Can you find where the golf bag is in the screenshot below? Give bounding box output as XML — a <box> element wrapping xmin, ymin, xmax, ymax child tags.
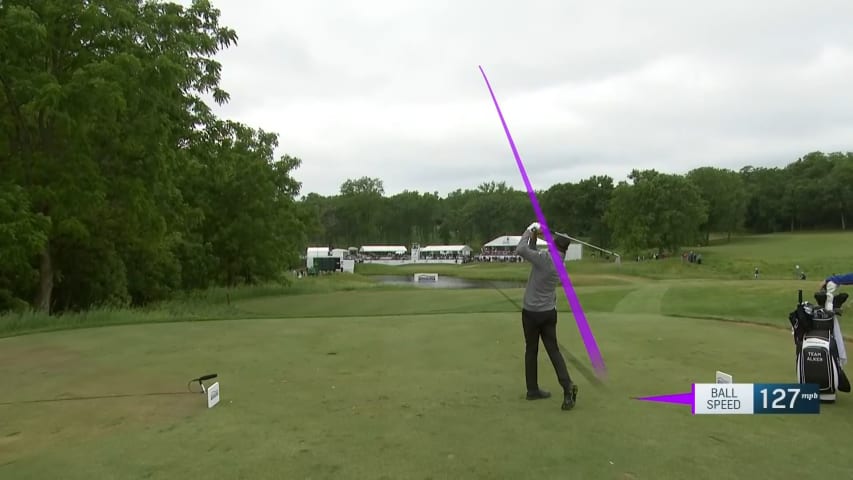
<box><xmin>788</xmin><ymin>290</ymin><xmax>850</xmax><ymax>402</ymax></box>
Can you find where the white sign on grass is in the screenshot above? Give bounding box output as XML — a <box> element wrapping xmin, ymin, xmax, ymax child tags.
<box><xmin>716</xmin><ymin>371</ymin><xmax>733</xmax><ymax>384</ymax></box>
<box><xmin>414</xmin><ymin>273</ymin><xmax>438</xmax><ymax>283</ymax></box>
<box><xmin>207</xmin><ymin>381</ymin><xmax>220</xmax><ymax>408</ymax></box>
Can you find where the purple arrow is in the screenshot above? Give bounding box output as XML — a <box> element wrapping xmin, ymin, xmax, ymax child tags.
<box><xmin>633</xmin><ymin>384</ymin><xmax>695</xmax><ymax>415</ymax></box>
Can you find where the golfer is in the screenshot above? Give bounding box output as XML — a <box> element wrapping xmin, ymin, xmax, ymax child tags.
<box><xmin>515</xmin><ymin>222</ymin><xmax>578</xmax><ymax>410</ymax></box>
<box><xmin>819</xmin><ymin>272</ymin><xmax>853</xmax><ymax>311</ymax></box>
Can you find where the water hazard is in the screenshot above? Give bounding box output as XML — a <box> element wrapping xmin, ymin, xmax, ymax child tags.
<box><xmin>370</xmin><ymin>275</ymin><xmax>525</xmax><ymax>290</ymax></box>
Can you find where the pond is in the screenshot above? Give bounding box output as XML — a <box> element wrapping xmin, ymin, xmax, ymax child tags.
<box><xmin>370</xmin><ymin>275</ymin><xmax>525</xmax><ymax>290</ymax></box>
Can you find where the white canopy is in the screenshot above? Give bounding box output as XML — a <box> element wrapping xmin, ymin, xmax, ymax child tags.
<box><xmin>419</xmin><ymin>245</ymin><xmax>472</xmax><ymax>254</ymax></box>
<box><xmin>359</xmin><ymin>245</ymin><xmax>407</xmax><ymax>254</ymax></box>
<box><xmin>483</xmin><ymin>235</ymin><xmax>547</xmax><ymax>248</ymax></box>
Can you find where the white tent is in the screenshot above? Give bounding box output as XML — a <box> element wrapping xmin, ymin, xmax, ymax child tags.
<box><xmin>359</xmin><ymin>245</ymin><xmax>407</xmax><ymax>254</ymax></box>
<box><xmin>483</xmin><ymin>235</ymin><xmax>547</xmax><ymax>248</ymax></box>
<box><xmin>420</xmin><ymin>245</ymin><xmax>472</xmax><ymax>255</ymax></box>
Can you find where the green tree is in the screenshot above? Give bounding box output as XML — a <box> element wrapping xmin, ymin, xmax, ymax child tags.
<box><xmin>381</xmin><ymin>190</ymin><xmax>444</xmax><ymax>246</ymax></box>
<box><xmin>181</xmin><ymin>120</ymin><xmax>304</xmax><ymax>286</ymax></box>
<box><xmin>337</xmin><ymin>177</ymin><xmax>386</xmax><ymax>246</ymax></box>
<box><xmin>442</xmin><ymin>188</ymin><xmax>479</xmax><ymax>245</ymax></box>
<box><xmin>0</xmin><ymin>0</ymin><xmax>240</xmax><ymax>311</ymax></box>
<box><xmin>0</xmin><ymin>184</ymin><xmax>51</xmax><ymax>311</ymax></box>
<box><xmin>605</xmin><ymin>170</ymin><xmax>708</xmax><ymax>255</ymax></box>
<box><xmin>571</xmin><ymin>176</ymin><xmax>614</xmax><ymax>247</ymax></box>
<box><xmin>782</xmin><ymin>152</ymin><xmax>836</xmax><ymax>230</ymax></box>
<box><xmin>829</xmin><ymin>153</ymin><xmax>853</xmax><ymax>230</ymax></box>
<box><xmin>541</xmin><ymin>182</ymin><xmax>577</xmax><ymax>234</ymax></box>
<box><xmin>686</xmin><ymin>167</ymin><xmax>748</xmax><ymax>243</ymax></box>
<box><xmin>0</xmin><ymin>0</ymin><xmax>308</xmax><ymax>313</ymax></box>
<box><xmin>740</xmin><ymin>166</ymin><xmax>787</xmax><ymax>233</ymax></box>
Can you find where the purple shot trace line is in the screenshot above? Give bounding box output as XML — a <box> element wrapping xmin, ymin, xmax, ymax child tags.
<box><xmin>633</xmin><ymin>387</ymin><xmax>695</xmax><ymax>415</ymax></box>
<box><xmin>478</xmin><ymin>65</ymin><xmax>606</xmax><ymax>378</ymax></box>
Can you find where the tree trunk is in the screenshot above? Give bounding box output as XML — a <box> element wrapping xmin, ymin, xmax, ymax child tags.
<box><xmin>842</xmin><ymin>212</ymin><xmax>847</xmax><ymax>231</ymax></box>
<box><xmin>727</xmin><ymin>230</ymin><xmax>732</xmax><ymax>242</ymax></box>
<box><xmin>34</xmin><ymin>244</ymin><xmax>54</xmax><ymax>314</ymax></box>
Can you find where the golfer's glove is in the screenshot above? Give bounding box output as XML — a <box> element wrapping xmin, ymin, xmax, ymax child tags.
<box><xmin>527</xmin><ymin>222</ymin><xmax>541</xmax><ymax>232</ymax></box>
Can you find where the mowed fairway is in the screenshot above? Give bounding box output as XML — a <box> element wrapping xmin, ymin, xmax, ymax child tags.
<box><xmin>3</xmin><ymin>234</ymin><xmax>853</xmax><ymax>479</ymax></box>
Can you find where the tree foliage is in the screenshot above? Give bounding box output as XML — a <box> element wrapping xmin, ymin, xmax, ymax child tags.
<box><xmin>0</xmin><ymin>0</ymin><xmax>305</xmax><ymax>313</ymax></box>
<box><xmin>604</xmin><ymin>170</ymin><xmax>708</xmax><ymax>255</ymax></box>
<box><xmin>686</xmin><ymin>167</ymin><xmax>748</xmax><ymax>242</ymax></box>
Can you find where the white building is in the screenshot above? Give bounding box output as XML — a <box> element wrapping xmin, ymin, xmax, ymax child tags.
<box><xmin>358</xmin><ymin>245</ymin><xmax>409</xmax><ymax>265</ymax></box>
<box><xmin>359</xmin><ymin>245</ymin><xmax>407</xmax><ymax>256</ymax></box>
<box><xmin>419</xmin><ymin>245</ymin><xmax>472</xmax><ymax>256</ymax></box>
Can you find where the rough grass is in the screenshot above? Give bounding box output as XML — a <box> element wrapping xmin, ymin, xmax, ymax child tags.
<box><xmin>0</xmin><ymin>275</ymin><xmax>405</xmax><ymax>338</ymax></box>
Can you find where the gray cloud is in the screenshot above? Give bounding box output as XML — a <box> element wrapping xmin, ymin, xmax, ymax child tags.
<box><xmin>185</xmin><ymin>0</ymin><xmax>853</xmax><ymax>197</ymax></box>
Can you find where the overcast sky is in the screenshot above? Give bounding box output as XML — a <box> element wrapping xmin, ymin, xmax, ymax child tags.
<box><xmin>191</xmin><ymin>0</ymin><xmax>853</xmax><ymax>198</ymax></box>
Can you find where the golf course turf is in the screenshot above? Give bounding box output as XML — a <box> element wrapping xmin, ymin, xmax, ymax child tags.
<box><xmin>2</xmin><ymin>232</ymin><xmax>853</xmax><ymax>479</ymax></box>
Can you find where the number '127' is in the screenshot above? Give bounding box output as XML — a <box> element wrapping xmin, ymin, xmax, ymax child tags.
<box><xmin>760</xmin><ymin>388</ymin><xmax>800</xmax><ymax>409</ymax></box>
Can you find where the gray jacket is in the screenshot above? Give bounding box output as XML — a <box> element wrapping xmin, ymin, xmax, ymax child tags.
<box><xmin>515</xmin><ymin>230</ymin><xmax>559</xmax><ymax>312</ymax></box>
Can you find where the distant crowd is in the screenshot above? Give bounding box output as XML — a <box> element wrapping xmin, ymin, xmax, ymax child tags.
<box><xmin>419</xmin><ymin>252</ymin><xmax>473</xmax><ymax>263</ymax></box>
<box><xmin>629</xmin><ymin>250</ymin><xmax>702</xmax><ymax>264</ymax></box>
<box><xmin>683</xmin><ymin>251</ymin><xmax>703</xmax><ymax>264</ymax></box>
<box><xmin>475</xmin><ymin>247</ymin><xmax>523</xmax><ymax>262</ymax></box>
<box><xmin>474</xmin><ymin>254</ymin><xmax>524</xmax><ymax>263</ymax></box>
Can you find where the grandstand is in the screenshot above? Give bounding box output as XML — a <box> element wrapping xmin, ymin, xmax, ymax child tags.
<box><xmin>477</xmin><ymin>234</ymin><xmax>620</xmax><ymax>265</ymax></box>
<box><xmin>416</xmin><ymin>245</ymin><xmax>472</xmax><ymax>264</ymax></box>
<box><xmin>358</xmin><ymin>245</ymin><xmax>408</xmax><ymax>263</ymax></box>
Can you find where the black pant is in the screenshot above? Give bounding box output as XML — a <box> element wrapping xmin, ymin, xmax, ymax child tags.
<box><xmin>522</xmin><ymin>308</ymin><xmax>572</xmax><ymax>393</ymax></box>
